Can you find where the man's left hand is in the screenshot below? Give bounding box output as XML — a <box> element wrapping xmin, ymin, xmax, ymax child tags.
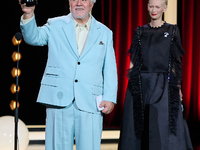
<box><xmin>99</xmin><ymin>101</ymin><xmax>115</xmax><ymax>114</ymax></box>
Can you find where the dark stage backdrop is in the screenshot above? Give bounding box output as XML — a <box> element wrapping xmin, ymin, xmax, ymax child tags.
<box><xmin>181</xmin><ymin>0</ymin><xmax>200</xmax><ymax>148</ymax></box>
<box><xmin>182</xmin><ymin>0</ymin><xmax>200</xmax><ymax>121</ymax></box>
<box><xmin>1</xmin><ymin>0</ymin><xmax>199</xmax><ymax>140</ymax></box>
<box><xmin>98</xmin><ymin>0</ymin><xmax>148</xmax><ymax>128</ymax></box>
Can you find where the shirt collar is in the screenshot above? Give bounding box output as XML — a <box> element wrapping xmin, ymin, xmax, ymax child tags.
<box><xmin>73</xmin><ymin>15</ymin><xmax>92</xmax><ymax>31</ymax></box>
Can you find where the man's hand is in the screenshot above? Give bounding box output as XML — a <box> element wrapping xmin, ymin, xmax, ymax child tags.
<box><xmin>19</xmin><ymin>0</ymin><xmax>35</xmax><ymax>19</ymax></box>
<box><xmin>99</xmin><ymin>101</ymin><xmax>115</xmax><ymax>114</ymax></box>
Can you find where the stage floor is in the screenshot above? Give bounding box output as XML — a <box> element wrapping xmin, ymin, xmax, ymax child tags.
<box><xmin>25</xmin><ymin>125</ymin><xmax>200</xmax><ymax>150</ymax></box>
<box><xmin>26</xmin><ymin>125</ymin><xmax>119</xmax><ymax>150</ymax></box>
<box><xmin>27</xmin><ymin>144</ymin><xmax>118</xmax><ymax>150</ymax></box>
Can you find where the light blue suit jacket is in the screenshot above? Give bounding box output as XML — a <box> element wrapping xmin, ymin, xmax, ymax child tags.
<box><xmin>20</xmin><ymin>13</ymin><xmax>118</xmax><ymax>113</ymax></box>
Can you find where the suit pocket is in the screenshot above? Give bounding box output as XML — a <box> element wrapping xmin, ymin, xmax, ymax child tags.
<box><xmin>41</xmin><ymin>77</ymin><xmax>58</xmax><ymax>87</ymax></box>
<box><xmin>41</xmin><ymin>66</ymin><xmax>60</xmax><ymax>87</ymax></box>
<box><xmin>92</xmin><ymin>85</ymin><xmax>103</xmax><ymax>96</ymax></box>
<box><xmin>98</xmin><ymin>45</ymin><xmax>106</xmax><ymax>60</ymax></box>
<box><xmin>45</xmin><ymin>66</ymin><xmax>60</xmax><ymax>77</ymax></box>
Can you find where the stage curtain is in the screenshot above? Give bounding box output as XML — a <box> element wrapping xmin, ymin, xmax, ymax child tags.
<box><xmin>182</xmin><ymin>0</ymin><xmax>200</xmax><ymax>121</ymax></box>
<box><xmin>100</xmin><ymin>0</ymin><xmax>148</xmax><ymax>128</ymax></box>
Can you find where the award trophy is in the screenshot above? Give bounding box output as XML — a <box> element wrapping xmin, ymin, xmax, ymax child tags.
<box><xmin>21</xmin><ymin>0</ymin><xmax>38</xmax><ymax>6</ymax></box>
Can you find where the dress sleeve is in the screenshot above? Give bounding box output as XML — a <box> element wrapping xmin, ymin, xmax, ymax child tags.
<box><xmin>127</xmin><ymin>27</ymin><xmax>144</xmax><ymax>137</ymax></box>
<box><xmin>173</xmin><ymin>25</ymin><xmax>185</xmax><ymax>58</ymax></box>
<box><xmin>171</xmin><ymin>25</ymin><xmax>185</xmax><ymax>86</ymax></box>
<box><xmin>128</xmin><ymin>27</ymin><xmax>140</xmax><ymax>65</ymax></box>
<box><xmin>127</xmin><ymin>27</ymin><xmax>141</xmax><ymax>78</ymax></box>
<box><xmin>168</xmin><ymin>25</ymin><xmax>185</xmax><ymax>135</ymax></box>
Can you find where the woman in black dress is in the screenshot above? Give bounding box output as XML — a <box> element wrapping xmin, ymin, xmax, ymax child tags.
<box><xmin>118</xmin><ymin>0</ymin><xmax>193</xmax><ymax>149</ymax></box>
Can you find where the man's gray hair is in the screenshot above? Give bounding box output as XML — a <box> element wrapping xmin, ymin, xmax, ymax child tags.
<box><xmin>69</xmin><ymin>0</ymin><xmax>96</xmax><ymax>3</ymax></box>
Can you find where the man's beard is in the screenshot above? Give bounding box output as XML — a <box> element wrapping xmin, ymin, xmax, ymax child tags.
<box><xmin>70</xmin><ymin>10</ymin><xmax>89</xmax><ymax>21</ymax></box>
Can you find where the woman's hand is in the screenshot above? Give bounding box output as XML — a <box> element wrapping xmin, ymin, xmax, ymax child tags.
<box><xmin>179</xmin><ymin>88</ymin><xmax>183</xmax><ymax>101</ymax></box>
<box><xmin>130</xmin><ymin>62</ymin><xmax>134</xmax><ymax>68</ymax></box>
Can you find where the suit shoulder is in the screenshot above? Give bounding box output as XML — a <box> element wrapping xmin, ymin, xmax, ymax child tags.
<box><xmin>95</xmin><ymin>20</ymin><xmax>112</xmax><ymax>33</ymax></box>
<box><xmin>47</xmin><ymin>14</ymin><xmax>71</xmax><ymax>25</ymax></box>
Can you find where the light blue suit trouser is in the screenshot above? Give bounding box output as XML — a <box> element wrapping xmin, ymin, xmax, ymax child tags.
<box><xmin>45</xmin><ymin>101</ymin><xmax>103</xmax><ymax>150</ymax></box>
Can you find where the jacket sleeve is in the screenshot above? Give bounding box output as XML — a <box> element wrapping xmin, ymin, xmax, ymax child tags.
<box><xmin>102</xmin><ymin>30</ymin><xmax>118</xmax><ymax>104</ymax></box>
<box><xmin>20</xmin><ymin>15</ymin><xmax>50</xmax><ymax>46</ymax></box>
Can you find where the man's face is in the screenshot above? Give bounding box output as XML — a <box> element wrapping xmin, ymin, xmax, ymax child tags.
<box><xmin>69</xmin><ymin>0</ymin><xmax>94</xmax><ymax>22</ymax></box>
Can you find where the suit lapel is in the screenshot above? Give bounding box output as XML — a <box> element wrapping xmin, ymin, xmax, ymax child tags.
<box><xmin>80</xmin><ymin>17</ymin><xmax>101</xmax><ymax>59</ymax></box>
<box><xmin>62</xmin><ymin>16</ymin><xmax>79</xmax><ymax>58</ymax></box>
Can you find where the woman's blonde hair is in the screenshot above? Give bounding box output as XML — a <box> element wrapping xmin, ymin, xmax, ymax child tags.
<box><xmin>148</xmin><ymin>0</ymin><xmax>168</xmax><ymax>7</ymax></box>
<box><xmin>163</xmin><ymin>0</ymin><xmax>168</xmax><ymax>7</ymax></box>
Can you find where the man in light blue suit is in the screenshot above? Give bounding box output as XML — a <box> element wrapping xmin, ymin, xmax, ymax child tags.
<box><xmin>19</xmin><ymin>0</ymin><xmax>118</xmax><ymax>149</ymax></box>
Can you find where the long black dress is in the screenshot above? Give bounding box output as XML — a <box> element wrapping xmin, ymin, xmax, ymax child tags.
<box><xmin>118</xmin><ymin>23</ymin><xmax>193</xmax><ymax>150</ymax></box>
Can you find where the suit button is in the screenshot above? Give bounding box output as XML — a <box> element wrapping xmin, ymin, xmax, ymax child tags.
<box><xmin>78</xmin><ymin>62</ymin><xmax>80</xmax><ymax>65</ymax></box>
<box><xmin>75</xmin><ymin>79</ymin><xmax>78</xmax><ymax>83</ymax></box>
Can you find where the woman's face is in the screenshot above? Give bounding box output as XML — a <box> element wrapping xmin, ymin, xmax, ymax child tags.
<box><xmin>148</xmin><ymin>0</ymin><xmax>167</xmax><ymax>21</ymax></box>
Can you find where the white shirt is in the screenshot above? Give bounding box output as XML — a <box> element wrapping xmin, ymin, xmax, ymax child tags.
<box><xmin>73</xmin><ymin>16</ymin><xmax>92</xmax><ymax>56</ymax></box>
